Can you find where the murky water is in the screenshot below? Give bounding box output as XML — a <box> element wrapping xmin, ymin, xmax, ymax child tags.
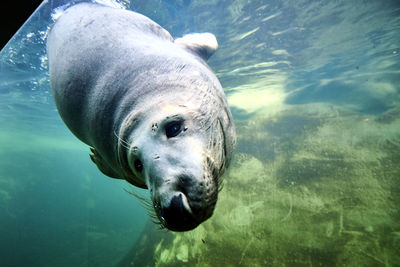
<box><xmin>1</xmin><ymin>0</ymin><xmax>399</xmax><ymax>266</ymax></box>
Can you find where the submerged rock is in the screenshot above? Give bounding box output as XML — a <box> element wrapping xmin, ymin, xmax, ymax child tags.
<box><xmin>119</xmin><ymin>104</ymin><xmax>400</xmax><ymax>266</ymax></box>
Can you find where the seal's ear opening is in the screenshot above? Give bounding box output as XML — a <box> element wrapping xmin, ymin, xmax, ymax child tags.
<box><xmin>175</xmin><ymin>33</ymin><xmax>218</xmax><ymax>61</ymax></box>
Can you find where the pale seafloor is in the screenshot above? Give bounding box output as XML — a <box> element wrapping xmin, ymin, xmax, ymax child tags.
<box><xmin>0</xmin><ymin>0</ymin><xmax>399</xmax><ymax>266</ymax></box>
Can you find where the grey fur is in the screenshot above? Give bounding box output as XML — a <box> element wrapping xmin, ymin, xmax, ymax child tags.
<box><xmin>47</xmin><ymin>3</ymin><xmax>235</xmax><ymax>231</ymax></box>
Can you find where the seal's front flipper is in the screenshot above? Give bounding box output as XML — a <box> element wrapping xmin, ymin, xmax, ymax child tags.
<box><xmin>175</xmin><ymin>33</ymin><xmax>218</xmax><ymax>61</ymax></box>
<box><xmin>89</xmin><ymin>147</ymin><xmax>121</xmax><ymax>179</ymax></box>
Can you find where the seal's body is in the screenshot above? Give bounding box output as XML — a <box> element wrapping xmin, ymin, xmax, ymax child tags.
<box><xmin>47</xmin><ymin>3</ymin><xmax>235</xmax><ymax>231</ymax></box>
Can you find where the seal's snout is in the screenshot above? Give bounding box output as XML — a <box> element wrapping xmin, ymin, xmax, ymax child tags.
<box><xmin>152</xmin><ymin>171</ymin><xmax>218</xmax><ymax>231</ymax></box>
<box><xmin>160</xmin><ymin>193</ymin><xmax>198</xmax><ymax>231</ymax></box>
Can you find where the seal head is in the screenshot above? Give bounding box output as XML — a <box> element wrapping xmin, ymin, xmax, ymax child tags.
<box><xmin>118</xmin><ymin>71</ymin><xmax>232</xmax><ymax>231</ymax></box>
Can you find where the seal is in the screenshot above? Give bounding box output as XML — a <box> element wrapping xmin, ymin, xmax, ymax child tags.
<box><xmin>47</xmin><ymin>3</ymin><xmax>236</xmax><ymax>231</ymax></box>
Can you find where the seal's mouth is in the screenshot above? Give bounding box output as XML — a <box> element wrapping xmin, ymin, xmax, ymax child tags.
<box><xmin>158</xmin><ymin>192</ymin><xmax>200</xmax><ymax>231</ymax></box>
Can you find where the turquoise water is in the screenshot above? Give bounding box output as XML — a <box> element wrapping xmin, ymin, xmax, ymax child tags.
<box><xmin>1</xmin><ymin>0</ymin><xmax>399</xmax><ymax>266</ymax></box>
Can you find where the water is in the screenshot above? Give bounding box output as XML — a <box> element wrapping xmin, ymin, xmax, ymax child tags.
<box><xmin>0</xmin><ymin>0</ymin><xmax>399</xmax><ymax>266</ymax></box>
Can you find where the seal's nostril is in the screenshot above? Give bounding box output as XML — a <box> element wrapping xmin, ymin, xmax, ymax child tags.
<box><xmin>170</xmin><ymin>194</ymin><xmax>184</xmax><ymax>212</ymax></box>
<box><xmin>160</xmin><ymin>193</ymin><xmax>198</xmax><ymax>231</ymax></box>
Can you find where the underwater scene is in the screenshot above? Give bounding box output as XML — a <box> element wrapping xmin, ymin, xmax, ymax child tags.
<box><xmin>1</xmin><ymin>0</ymin><xmax>399</xmax><ymax>266</ymax></box>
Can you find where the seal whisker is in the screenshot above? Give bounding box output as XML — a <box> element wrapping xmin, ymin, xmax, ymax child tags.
<box><xmin>148</xmin><ymin>212</ymin><xmax>166</xmax><ymax>230</ymax></box>
<box><xmin>123</xmin><ymin>188</ymin><xmax>153</xmax><ymax>210</ymax></box>
<box><xmin>123</xmin><ymin>188</ymin><xmax>163</xmax><ymax>224</ymax></box>
<box><xmin>152</xmin><ymin>220</ymin><xmax>166</xmax><ymax>230</ymax></box>
<box><xmin>114</xmin><ymin>130</ymin><xmax>131</xmax><ymax>150</ymax></box>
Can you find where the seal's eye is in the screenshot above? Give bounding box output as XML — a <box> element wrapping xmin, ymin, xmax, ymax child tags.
<box><xmin>134</xmin><ymin>159</ymin><xmax>143</xmax><ymax>173</ymax></box>
<box><xmin>165</xmin><ymin>121</ymin><xmax>183</xmax><ymax>138</ymax></box>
